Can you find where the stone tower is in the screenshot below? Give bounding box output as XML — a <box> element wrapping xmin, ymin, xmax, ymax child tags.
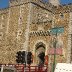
<box><xmin>49</xmin><ymin>0</ymin><xmax>60</xmax><ymax>6</ymax></box>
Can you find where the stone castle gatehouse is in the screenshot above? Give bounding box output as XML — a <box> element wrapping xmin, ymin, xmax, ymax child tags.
<box><xmin>0</xmin><ymin>0</ymin><xmax>72</xmax><ymax>65</ymax></box>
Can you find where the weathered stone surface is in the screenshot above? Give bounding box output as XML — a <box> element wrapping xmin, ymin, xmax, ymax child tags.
<box><xmin>0</xmin><ymin>0</ymin><xmax>72</xmax><ymax>65</ymax></box>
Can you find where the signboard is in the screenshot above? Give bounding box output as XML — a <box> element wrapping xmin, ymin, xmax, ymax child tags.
<box><xmin>54</xmin><ymin>63</ymin><xmax>72</xmax><ymax>72</ymax></box>
<box><xmin>51</xmin><ymin>27</ymin><xmax>64</xmax><ymax>35</ymax></box>
<box><xmin>48</xmin><ymin>48</ymin><xmax>62</xmax><ymax>55</ymax></box>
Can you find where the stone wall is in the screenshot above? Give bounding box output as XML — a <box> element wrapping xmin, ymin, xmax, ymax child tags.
<box><xmin>29</xmin><ymin>34</ymin><xmax>51</xmax><ymax>65</ymax></box>
<box><xmin>0</xmin><ymin>2</ymin><xmax>30</xmax><ymax>64</ymax></box>
<box><xmin>0</xmin><ymin>9</ymin><xmax>9</xmax><ymax>64</ymax></box>
<box><xmin>30</xmin><ymin>4</ymin><xmax>53</xmax><ymax>31</ymax></box>
<box><xmin>29</xmin><ymin>2</ymin><xmax>54</xmax><ymax>65</ymax></box>
<box><xmin>54</xmin><ymin>10</ymin><xmax>70</xmax><ymax>62</ymax></box>
<box><xmin>0</xmin><ymin>0</ymin><xmax>72</xmax><ymax>64</ymax></box>
<box><xmin>67</xmin><ymin>12</ymin><xmax>72</xmax><ymax>63</ymax></box>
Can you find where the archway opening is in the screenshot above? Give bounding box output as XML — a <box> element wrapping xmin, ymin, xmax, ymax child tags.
<box><xmin>35</xmin><ymin>42</ymin><xmax>46</xmax><ymax>66</ymax></box>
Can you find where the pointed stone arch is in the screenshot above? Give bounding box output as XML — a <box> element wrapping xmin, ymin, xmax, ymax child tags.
<box><xmin>35</xmin><ymin>42</ymin><xmax>46</xmax><ymax>65</ymax></box>
<box><xmin>35</xmin><ymin>42</ymin><xmax>46</xmax><ymax>50</ymax></box>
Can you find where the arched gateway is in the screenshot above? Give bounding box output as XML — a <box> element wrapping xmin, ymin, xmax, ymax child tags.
<box><xmin>35</xmin><ymin>42</ymin><xmax>46</xmax><ymax>66</ymax></box>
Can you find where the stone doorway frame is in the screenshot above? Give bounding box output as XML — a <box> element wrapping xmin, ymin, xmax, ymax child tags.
<box><xmin>35</xmin><ymin>42</ymin><xmax>46</xmax><ymax>65</ymax></box>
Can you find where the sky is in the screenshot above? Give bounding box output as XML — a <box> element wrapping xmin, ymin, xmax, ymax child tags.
<box><xmin>0</xmin><ymin>0</ymin><xmax>9</xmax><ymax>9</ymax></box>
<box><xmin>61</xmin><ymin>0</ymin><xmax>72</xmax><ymax>4</ymax></box>
<box><xmin>0</xmin><ymin>0</ymin><xmax>72</xmax><ymax>9</ymax></box>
